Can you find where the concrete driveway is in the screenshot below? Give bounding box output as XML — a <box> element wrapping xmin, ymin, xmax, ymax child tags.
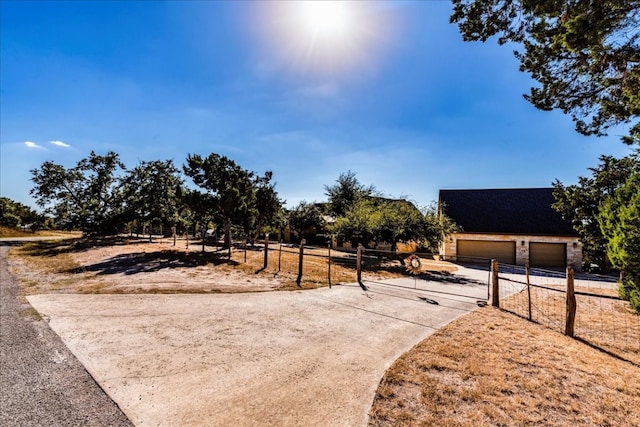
<box><xmin>27</xmin><ymin>267</ymin><xmax>489</xmax><ymax>427</ymax></box>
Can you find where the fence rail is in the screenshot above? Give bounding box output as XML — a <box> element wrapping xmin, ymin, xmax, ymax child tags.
<box><xmin>491</xmin><ymin>260</ymin><xmax>640</xmax><ymax>365</ymax></box>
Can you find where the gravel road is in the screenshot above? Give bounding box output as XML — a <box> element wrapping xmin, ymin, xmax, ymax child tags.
<box><xmin>0</xmin><ymin>242</ymin><xmax>132</xmax><ymax>427</ymax></box>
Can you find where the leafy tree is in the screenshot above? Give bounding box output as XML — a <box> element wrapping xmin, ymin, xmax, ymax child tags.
<box><xmin>424</xmin><ymin>202</ymin><xmax>460</xmax><ymax>252</ymax></box>
<box><xmin>30</xmin><ymin>151</ymin><xmax>126</xmax><ymax>234</ymax></box>
<box><xmin>451</xmin><ymin>0</ymin><xmax>640</xmax><ymax>144</ymax></box>
<box><xmin>121</xmin><ymin>159</ymin><xmax>184</xmax><ymax>240</ymax></box>
<box><xmin>287</xmin><ymin>201</ymin><xmax>325</xmax><ymax>241</ymax></box>
<box><xmin>253</xmin><ymin>171</ymin><xmax>284</xmax><ymax>239</ymax></box>
<box><xmin>0</xmin><ymin>197</ymin><xmax>43</xmax><ymax>229</ymax></box>
<box><xmin>184</xmin><ymin>153</ymin><xmax>280</xmax><ymax>248</ymax></box>
<box><xmin>324</xmin><ymin>170</ymin><xmax>375</xmax><ymax>217</ymax></box>
<box><xmin>552</xmin><ymin>154</ymin><xmax>639</xmax><ymax>268</ymax></box>
<box><xmin>598</xmin><ymin>171</ymin><xmax>640</xmax><ymax>312</ymax></box>
<box><xmin>330</xmin><ymin>197</ymin><xmax>425</xmax><ymax>251</ymax></box>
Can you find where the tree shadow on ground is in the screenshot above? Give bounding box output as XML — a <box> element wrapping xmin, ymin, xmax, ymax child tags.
<box><xmin>18</xmin><ymin>236</ymin><xmax>164</xmax><ymax>258</ymax></box>
<box><xmin>65</xmin><ymin>250</ymin><xmax>239</xmax><ymax>276</ymax></box>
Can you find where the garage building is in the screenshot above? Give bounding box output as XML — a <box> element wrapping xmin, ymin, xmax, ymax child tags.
<box><xmin>438</xmin><ymin>188</ymin><xmax>582</xmax><ymax>269</ymax></box>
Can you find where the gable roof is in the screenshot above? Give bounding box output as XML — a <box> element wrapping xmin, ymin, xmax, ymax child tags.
<box><xmin>438</xmin><ymin>188</ymin><xmax>576</xmax><ymax>236</ymax></box>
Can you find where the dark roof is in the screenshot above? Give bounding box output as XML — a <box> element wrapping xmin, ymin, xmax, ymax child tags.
<box><xmin>438</xmin><ymin>188</ymin><xmax>576</xmax><ymax>236</ymax></box>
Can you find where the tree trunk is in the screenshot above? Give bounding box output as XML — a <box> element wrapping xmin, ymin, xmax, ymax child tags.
<box><xmin>224</xmin><ymin>218</ymin><xmax>232</xmax><ymax>249</ymax></box>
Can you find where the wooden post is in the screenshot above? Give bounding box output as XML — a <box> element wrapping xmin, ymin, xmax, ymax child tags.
<box><xmin>327</xmin><ymin>243</ymin><xmax>331</xmax><ymax>288</ymax></box>
<box><xmin>296</xmin><ymin>239</ymin><xmax>305</xmax><ymax>287</ymax></box>
<box><xmin>263</xmin><ymin>233</ymin><xmax>269</xmax><ymax>270</ymax></box>
<box><xmin>565</xmin><ymin>266</ymin><xmax>576</xmax><ymax>337</ymax></box>
<box><xmin>491</xmin><ymin>259</ymin><xmax>500</xmax><ymax>307</ymax></box>
<box><xmin>526</xmin><ymin>262</ymin><xmax>532</xmax><ymax>321</ymax></box>
<box><xmin>278</xmin><ymin>242</ymin><xmax>282</xmax><ymax>273</ymax></box>
<box><xmin>357</xmin><ymin>244</ymin><xmax>363</xmax><ymax>284</ymax></box>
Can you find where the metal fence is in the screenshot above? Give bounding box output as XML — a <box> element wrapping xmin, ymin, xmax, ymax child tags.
<box><xmin>492</xmin><ymin>260</ymin><xmax>640</xmax><ymax>365</ymax></box>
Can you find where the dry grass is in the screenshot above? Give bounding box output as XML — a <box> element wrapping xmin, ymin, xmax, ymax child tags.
<box><xmin>0</xmin><ymin>226</ymin><xmax>81</xmax><ymax>238</ymax></box>
<box><xmin>501</xmin><ymin>286</ymin><xmax>640</xmax><ymax>366</ymax></box>
<box><xmin>369</xmin><ymin>306</ymin><xmax>640</xmax><ymax>427</ymax></box>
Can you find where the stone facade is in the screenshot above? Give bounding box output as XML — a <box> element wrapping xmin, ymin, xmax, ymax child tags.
<box><xmin>441</xmin><ymin>232</ymin><xmax>582</xmax><ymax>270</ymax></box>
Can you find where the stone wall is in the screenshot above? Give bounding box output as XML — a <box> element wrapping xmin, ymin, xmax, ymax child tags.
<box><xmin>441</xmin><ymin>232</ymin><xmax>582</xmax><ymax>270</ymax></box>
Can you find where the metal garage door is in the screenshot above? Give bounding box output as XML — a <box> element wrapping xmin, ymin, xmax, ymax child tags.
<box><xmin>529</xmin><ymin>242</ymin><xmax>566</xmax><ymax>267</ymax></box>
<box><xmin>457</xmin><ymin>240</ymin><xmax>516</xmax><ymax>264</ymax></box>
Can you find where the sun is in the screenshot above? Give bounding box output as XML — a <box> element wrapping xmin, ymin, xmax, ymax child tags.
<box><xmin>250</xmin><ymin>1</ymin><xmax>395</xmax><ymax>78</ymax></box>
<box><xmin>293</xmin><ymin>1</ymin><xmax>355</xmax><ymax>46</ymax></box>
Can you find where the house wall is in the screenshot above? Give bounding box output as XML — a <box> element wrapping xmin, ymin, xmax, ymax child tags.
<box><xmin>441</xmin><ymin>232</ymin><xmax>582</xmax><ymax>270</ymax></box>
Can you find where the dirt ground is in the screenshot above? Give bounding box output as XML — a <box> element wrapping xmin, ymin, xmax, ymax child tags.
<box><xmin>12</xmin><ymin>238</ymin><xmax>291</xmax><ymax>295</ymax></box>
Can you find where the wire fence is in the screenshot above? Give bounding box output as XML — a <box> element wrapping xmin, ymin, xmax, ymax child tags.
<box><xmin>493</xmin><ymin>261</ymin><xmax>640</xmax><ymax>365</ymax></box>
<box><xmin>229</xmin><ymin>239</ymin><xmax>358</xmax><ymax>287</ymax></box>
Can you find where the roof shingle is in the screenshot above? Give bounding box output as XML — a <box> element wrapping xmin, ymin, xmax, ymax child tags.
<box><xmin>438</xmin><ymin>188</ymin><xmax>576</xmax><ymax>236</ymax></box>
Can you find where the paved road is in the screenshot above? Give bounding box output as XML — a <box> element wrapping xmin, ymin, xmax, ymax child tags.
<box><xmin>0</xmin><ymin>242</ymin><xmax>132</xmax><ymax>427</ymax></box>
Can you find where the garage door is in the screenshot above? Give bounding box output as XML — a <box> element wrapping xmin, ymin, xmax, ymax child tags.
<box><xmin>457</xmin><ymin>240</ymin><xmax>516</xmax><ymax>264</ymax></box>
<box><xmin>529</xmin><ymin>242</ymin><xmax>566</xmax><ymax>267</ymax></box>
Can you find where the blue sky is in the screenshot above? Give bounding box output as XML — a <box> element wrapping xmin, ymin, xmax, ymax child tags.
<box><xmin>1</xmin><ymin>0</ymin><xmax>634</xmax><ymax>210</ymax></box>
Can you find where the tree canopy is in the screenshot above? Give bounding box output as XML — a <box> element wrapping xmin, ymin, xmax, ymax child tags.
<box><xmin>324</xmin><ymin>170</ymin><xmax>375</xmax><ymax>217</ymax></box>
<box><xmin>451</xmin><ymin>0</ymin><xmax>640</xmax><ymax>144</ymax></box>
<box><xmin>121</xmin><ymin>159</ymin><xmax>184</xmax><ymax>238</ymax></box>
<box><xmin>598</xmin><ymin>170</ymin><xmax>640</xmax><ymax>312</ymax></box>
<box><xmin>30</xmin><ymin>151</ymin><xmax>126</xmax><ymax>234</ymax></box>
<box><xmin>0</xmin><ymin>197</ymin><xmax>45</xmax><ymax>230</ymax></box>
<box><xmin>552</xmin><ymin>154</ymin><xmax>639</xmax><ymax>268</ymax></box>
<box><xmin>553</xmin><ymin>151</ymin><xmax>640</xmax><ymax>312</ymax></box>
<box><xmin>183</xmin><ymin>153</ymin><xmax>283</xmax><ymax>247</ymax></box>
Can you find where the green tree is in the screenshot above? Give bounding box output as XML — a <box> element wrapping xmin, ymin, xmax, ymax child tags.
<box><xmin>451</xmin><ymin>0</ymin><xmax>640</xmax><ymax>144</ymax></box>
<box><xmin>0</xmin><ymin>197</ymin><xmax>43</xmax><ymax>229</ymax></box>
<box><xmin>598</xmin><ymin>171</ymin><xmax>640</xmax><ymax>312</ymax></box>
<box><xmin>253</xmin><ymin>171</ymin><xmax>284</xmax><ymax>239</ymax></box>
<box><xmin>552</xmin><ymin>154</ymin><xmax>639</xmax><ymax>268</ymax></box>
<box><xmin>287</xmin><ymin>201</ymin><xmax>325</xmax><ymax>242</ymax></box>
<box><xmin>425</xmin><ymin>202</ymin><xmax>460</xmax><ymax>252</ymax></box>
<box><xmin>30</xmin><ymin>151</ymin><xmax>126</xmax><ymax>234</ymax></box>
<box><xmin>324</xmin><ymin>171</ymin><xmax>375</xmax><ymax>217</ymax></box>
<box><xmin>184</xmin><ymin>153</ymin><xmax>276</xmax><ymax>249</ymax></box>
<box><xmin>121</xmin><ymin>159</ymin><xmax>184</xmax><ymax>240</ymax></box>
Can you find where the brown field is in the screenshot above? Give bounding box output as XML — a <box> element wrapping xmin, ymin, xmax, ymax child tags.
<box><xmin>369</xmin><ymin>307</ymin><xmax>640</xmax><ymax>427</ymax></box>
<box><xmin>10</xmin><ymin>236</ymin><xmax>452</xmax><ymax>295</ymax></box>
<box><xmin>9</xmin><ymin>236</ymin><xmax>640</xmax><ymax>426</ymax></box>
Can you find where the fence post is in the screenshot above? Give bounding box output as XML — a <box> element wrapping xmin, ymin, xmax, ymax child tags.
<box><xmin>263</xmin><ymin>233</ymin><xmax>269</xmax><ymax>270</ymax></box>
<box><xmin>327</xmin><ymin>243</ymin><xmax>331</xmax><ymax>288</ymax></box>
<box><xmin>296</xmin><ymin>239</ymin><xmax>305</xmax><ymax>287</ymax></box>
<box><xmin>565</xmin><ymin>266</ymin><xmax>576</xmax><ymax>337</ymax></box>
<box><xmin>357</xmin><ymin>244</ymin><xmax>363</xmax><ymax>284</ymax></box>
<box><xmin>491</xmin><ymin>259</ymin><xmax>500</xmax><ymax>307</ymax></box>
<box><xmin>526</xmin><ymin>262</ymin><xmax>532</xmax><ymax>321</ymax></box>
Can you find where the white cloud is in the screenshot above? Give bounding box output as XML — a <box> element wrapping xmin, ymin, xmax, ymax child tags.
<box><xmin>24</xmin><ymin>141</ymin><xmax>44</xmax><ymax>149</ymax></box>
<box><xmin>50</xmin><ymin>140</ymin><xmax>71</xmax><ymax>148</ymax></box>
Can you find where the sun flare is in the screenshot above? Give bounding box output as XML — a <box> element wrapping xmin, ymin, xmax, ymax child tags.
<box><xmin>294</xmin><ymin>1</ymin><xmax>354</xmax><ymax>45</ymax></box>
<box><xmin>251</xmin><ymin>1</ymin><xmax>397</xmax><ymax>78</ymax></box>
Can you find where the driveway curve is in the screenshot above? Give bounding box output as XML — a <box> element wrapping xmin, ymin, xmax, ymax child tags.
<box><xmin>27</xmin><ymin>270</ymin><xmax>489</xmax><ymax>426</ymax></box>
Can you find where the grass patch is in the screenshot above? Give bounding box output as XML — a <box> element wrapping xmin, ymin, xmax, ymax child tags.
<box><xmin>0</xmin><ymin>226</ymin><xmax>82</xmax><ymax>238</ymax></box>
<box><xmin>19</xmin><ymin>306</ymin><xmax>42</xmax><ymax>321</ymax></box>
<box><xmin>369</xmin><ymin>307</ymin><xmax>640</xmax><ymax>427</ymax></box>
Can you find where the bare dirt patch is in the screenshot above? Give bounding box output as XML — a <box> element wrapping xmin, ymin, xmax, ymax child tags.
<box><xmin>10</xmin><ymin>237</ymin><xmax>293</xmax><ymax>294</ymax></box>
